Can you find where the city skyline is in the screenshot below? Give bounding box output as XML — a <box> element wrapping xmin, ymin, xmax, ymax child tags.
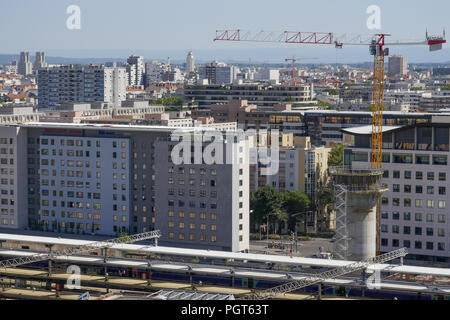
<box><xmin>0</xmin><ymin>0</ymin><xmax>449</xmax><ymax>63</ymax></box>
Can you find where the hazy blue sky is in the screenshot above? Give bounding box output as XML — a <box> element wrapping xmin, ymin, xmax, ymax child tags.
<box><xmin>0</xmin><ymin>0</ymin><xmax>449</xmax><ymax>62</ymax></box>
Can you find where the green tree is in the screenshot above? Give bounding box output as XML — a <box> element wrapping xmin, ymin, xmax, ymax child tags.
<box><xmin>328</xmin><ymin>143</ymin><xmax>344</xmax><ymax>167</ymax></box>
<box><xmin>250</xmin><ymin>186</ymin><xmax>286</xmax><ymax>232</ymax></box>
<box><xmin>323</xmin><ymin>88</ymin><xmax>339</xmax><ymax>95</ymax></box>
<box><xmin>282</xmin><ymin>190</ymin><xmax>311</xmax><ymax>231</ymax></box>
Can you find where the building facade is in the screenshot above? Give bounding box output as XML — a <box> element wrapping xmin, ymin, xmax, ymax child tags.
<box><xmin>37</xmin><ymin>65</ymin><xmax>127</xmax><ymax>109</ymax></box>
<box><xmin>18</xmin><ymin>52</ymin><xmax>33</xmax><ymax>76</ymax></box>
<box><xmin>388</xmin><ymin>55</ymin><xmax>408</xmax><ymax>77</ymax></box>
<box><xmin>185</xmin><ymin>83</ymin><xmax>314</xmax><ymax>108</ymax></box>
<box><xmin>343</xmin><ymin>122</ymin><xmax>450</xmax><ymax>263</ymax></box>
<box><xmin>0</xmin><ymin>122</ymin><xmax>250</xmax><ymax>252</ymax></box>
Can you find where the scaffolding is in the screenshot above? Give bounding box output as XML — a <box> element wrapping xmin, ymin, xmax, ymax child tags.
<box><xmin>333</xmin><ymin>184</ymin><xmax>349</xmax><ymax>260</ymax></box>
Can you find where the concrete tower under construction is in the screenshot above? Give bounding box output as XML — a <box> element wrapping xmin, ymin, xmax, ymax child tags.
<box><xmin>330</xmin><ymin>167</ymin><xmax>388</xmax><ymax>261</ymax></box>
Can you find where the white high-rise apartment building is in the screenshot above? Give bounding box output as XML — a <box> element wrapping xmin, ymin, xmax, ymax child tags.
<box><xmin>145</xmin><ymin>61</ymin><xmax>165</xmax><ymax>86</ymax></box>
<box><xmin>127</xmin><ymin>55</ymin><xmax>145</xmax><ymax>86</ymax></box>
<box><xmin>186</xmin><ymin>51</ymin><xmax>195</xmax><ymax>74</ymax></box>
<box><xmin>37</xmin><ymin>65</ymin><xmax>127</xmax><ymax>109</ymax></box>
<box><xmin>18</xmin><ymin>52</ymin><xmax>33</xmax><ymax>76</ymax></box>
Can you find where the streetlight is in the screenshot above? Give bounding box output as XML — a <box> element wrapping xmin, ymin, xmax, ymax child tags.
<box><xmin>291</xmin><ymin>211</ymin><xmax>312</xmax><ymax>235</ymax></box>
<box><xmin>266</xmin><ymin>212</ymin><xmax>277</xmax><ymax>249</ymax></box>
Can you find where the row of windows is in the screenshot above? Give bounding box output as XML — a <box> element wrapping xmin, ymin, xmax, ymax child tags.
<box><xmin>381</xmin><ymin>239</ymin><xmax>446</xmax><ymax>251</ymax></box>
<box><xmin>168</xmin><ymin>167</ymin><xmax>217</xmax><ymax>175</ymax></box>
<box><xmin>168</xmin><ymin>189</ymin><xmax>217</xmax><ymax>198</ymax></box>
<box><xmin>168</xmin><ymin>178</ymin><xmax>217</xmax><ymax>186</ymax></box>
<box><xmin>168</xmin><ymin>211</ymin><xmax>217</xmax><ymax>220</ymax></box>
<box><xmin>0</xmin><ymin>138</ymin><xmax>13</xmax><ymax>145</ymax></box>
<box><xmin>0</xmin><ymin>158</ymin><xmax>14</xmax><ymax>165</ymax></box>
<box><xmin>168</xmin><ymin>222</ymin><xmax>218</xmax><ymax>231</ymax></box>
<box><xmin>0</xmin><ymin>168</ymin><xmax>14</xmax><ymax>175</ymax></box>
<box><xmin>168</xmin><ymin>233</ymin><xmax>217</xmax><ymax>242</ymax></box>
<box><xmin>0</xmin><ymin>148</ymin><xmax>14</xmax><ymax>155</ymax></box>
<box><xmin>0</xmin><ymin>208</ymin><xmax>14</xmax><ymax>215</ymax></box>
<box><xmin>39</xmin><ymin>138</ymin><xmax>102</xmax><ymax>148</ymax></box>
<box><xmin>0</xmin><ymin>218</ymin><xmax>14</xmax><ymax>225</ymax></box>
<box><xmin>385</xmin><ymin>170</ymin><xmax>446</xmax><ymax>181</ymax></box>
<box><xmin>381</xmin><ymin>225</ymin><xmax>447</xmax><ymax>236</ymax></box>
<box><xmin>168</xmin><ymin>200</ymin><xmax>220</xmax><ymax>209</ymax></box>
<box><xmin>40</xmin><ymin>159</ymin><xmax>102</xmax><ymax>167</ymax></box>
<box><xmin>41</xmin><ymin>201</ymin><xmax>102</xmax><ymax>210</ymax></box>
<box><xmin>392</xmin><ymin>184</ymin><xmax>446</xmax><ymax>195</ymax></box>
<box><xmin>382</xmin><ymin>212</ymin><xmax>446</xmax><ymax>222</ymax></box>
<box><xmin>40</xmin><ymin>211</ymin><xmax>101</xmax><ymax>220</ymax></box>
<box><xmin>382</xmin><ymin>198</ymin><xmax>446</xmax><ymax>209</ymax></box>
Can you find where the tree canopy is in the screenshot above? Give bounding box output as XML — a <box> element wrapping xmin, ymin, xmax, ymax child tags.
<box><xmin>250</xmin><ymin>186</ymin><xmax>311</xmax><ymax>232</ymax></box>
<box><xmin>282</xmin><ymin>190</ymin><xmax>311</xmax><ymax>231</ymax></box>
<box><xmin>328</xmin><ymin>143</ymin><xmax>344</xmax><ymax>167</ymax></box>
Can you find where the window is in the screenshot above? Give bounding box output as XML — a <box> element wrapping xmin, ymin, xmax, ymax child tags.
<box><xmin>438</xmin><ymin>214</ymin><xmax>446</xmax><ymax>223</ymax></box>
<box><xmin>427</xmin><ymin>186</ymin><xmax>434</xmax><ymax>195</ymax></box>
<box><xmin>415</xmin><ymin>227</ymin><xmax>422</xmax><ymax>235</ymax></box>
<box><xmin>415</xmin><ymin>212</ymin><xmax>422</xmax><ymax>221</ymax></box>
<box><xmin>426</xmin><ymin>200</ymin><xmax>434</xmax><ymax>208</ymax></box>
<box><xmin>439</xmin><ymin>187</ymin><xmax>446</xmax><ymax>195</ymax></box>
<box><xmin>404</xmin><ymin>171</ymin><xmax>411</xmax><ymax>179</ymax></box>
<box><xmin>438</xmin><ymin>200</ymin><xmax>446</xmax><ymax>209</ymax></box>
<box><xmin>426</xmin><ymin>213</ymin><xmax>434</xmax><ymax>222</ymax></box>
<box><xmin>403</xmin><ymin>226</ymin><xmax>410</xmax><ymax>235</ymax></box>
<box><xmin>392</xmin><ymin>212</ymin><xmax>400</xmax><ymax>220</ymax></box>
<box><xmin>415</xmin><ymin>171</ymin><xmax>423</xmax><ymax>180</ymax></box>
<box><xmin>426</xmin><ymin>228</ymin><xmax>433</xmax><ymax>236</ymax></box>
<box><xmin>415</xmin><ymin>241</ymin><xmax>422</xmax><ymax>249</ymax></box>
<box><xmin>427</xmin><ymin>172</ymin><xmax>435</xmax><ymax>181</ymax></box>
<box><xmin>392</xmin><ymin>198</ymin><xmax>400</xmax><ymax>206</ymax></box>
<box><xmin>393</xmin><ymin>171</ymin><xmax>400</xmax><ymax>179</ymax></box>
<box><xmin>415</xmin><ymin>199</ymin><xmax>423</xmax><ymax>208</ymax></box>
<box><xmin>426</xmin><ymin>242</ymin><xmax>433</xmax><ymax>250</ymax></box>
<box><xmin>404</xmin><ymin>185</ymin><xmax>411</xmax><ymax>193</ymax></box>
<box><xmin>393</xmin><ymin>184</ymin><xmax>400</xmax><ymax>192</ymax></box>
<box><xmin>392</xmin><ymin>225</ymin><xmax>399</xmax><ymax>234</ymax></box>
<box><xmin>433</xmin><ymin>155</ymin><xmax>447</xmax><ymax>165</ymax></box>
<box><xmin>403</xmin><ymin>212</ymin><xmax>411</xmax><ymax>221</ymax></box>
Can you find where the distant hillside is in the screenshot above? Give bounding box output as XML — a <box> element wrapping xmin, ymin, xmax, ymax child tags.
<box><xmin>0</xmin><ymin>54</ymin><xmax>125</xmax><ymax>65</ymax></box>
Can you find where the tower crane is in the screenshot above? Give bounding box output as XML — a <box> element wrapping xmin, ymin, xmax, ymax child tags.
<box><xmin>284</xmin><ymin>56</ymin><xmax>319</xmax><ymax>80</ymax></box>
<box><xmin>0</xmin><ymin>230</ymin><xmax>161</xmax><ymax>270</ymax></box>
<box><xmin>214</xmin><ymin>29</ymin><xmax>446</xmax><ymax>255</ymax></box>
<box><xmin>240</xmin><ymin>247</ymin><xmax>407</xmax><ymax>300</ymax></box>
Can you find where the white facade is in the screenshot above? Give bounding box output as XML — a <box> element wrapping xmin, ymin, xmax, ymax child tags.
<box><xmin>186</xmin><ymin>51</ymin><xmax>195</xmax><ymax>74</ymax></box>
<box><xmin>127</xmin><ymin>55</ymin><xmax>145</xmax><ymax>86</ymax></box>
<box><xmin>37</xmin><ymin>65</ymin><xmax>127</xmax><ymax>109</ymax></box>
